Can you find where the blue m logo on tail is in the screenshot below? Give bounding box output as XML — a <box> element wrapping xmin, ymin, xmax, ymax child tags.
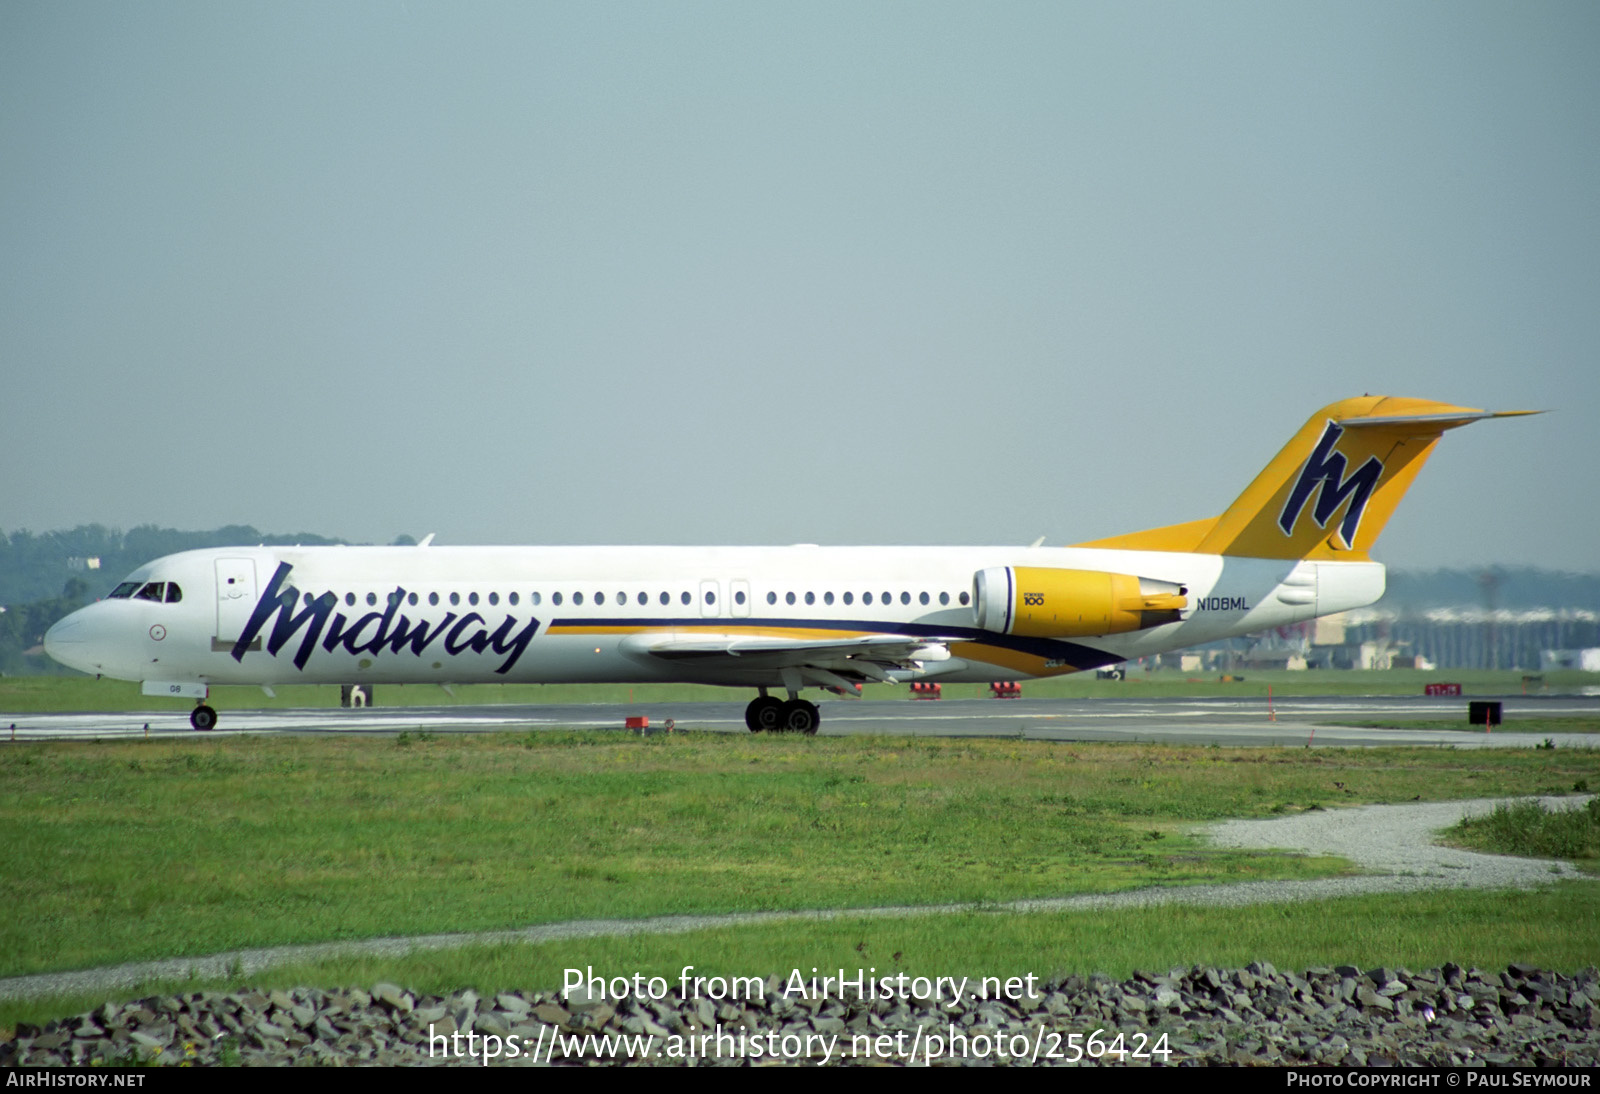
<box><xmin>1277</xmin><ymin>421</ymin><xmax>1384</xmax><ymax>550</ymax></box>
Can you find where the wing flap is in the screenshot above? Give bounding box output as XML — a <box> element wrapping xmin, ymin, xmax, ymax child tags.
<box><xmin>620</xmin><ymin>633</ymin><xmax>956</xmax><ymax>681</ymax></box>
<box><xmin>626</xmin><ymin>632</ymin><xmax>951</xmax><ymax>660</ymax></box>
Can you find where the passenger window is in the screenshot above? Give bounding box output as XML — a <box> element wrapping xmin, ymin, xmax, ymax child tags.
<box><xmin>450</xmin><ymin>592</ymin><xmax>460</xmax><ymax>606</ymax></box>
<box><xmin>919</xmin><ymin>592</ymin><xmax>930</xmax><ymax>606</ymax></box>
<box><xmin>509</xmin><ymin>592</ymin><xmax>519</xmax><ymax>606</ymax></box>
<box><xmin>959</xmin><ymin>591</ymin><xmax>970</xmax><ymax>606</ymax></box>
<box><xmin>574</xmin><ymin>592</ymin><xmax>584</xmax><ymax>606</ymax></box>
<box><xmin>681</xmin><ymin>591</ymin><xmax>690</xmax><ymax>605</ymax></box>
<box><xmin>469</xmin><ymin>592</ymin><xmax>479</xmax><ymax>606</ymax></box>
<box><xmin>823</xmin><ymin>591</ymin><xmax>833</xmax><ymax>605</ymax></box>
<box><xmin>882</xmin><ymin>591</ymin><xmax>891</xmax><ymax>604</ymax></box>
<box><xmin>165</xmin><ymin>584</ymin><xmax>183</xmax><ymax>603</ymax></box>
<box><xmin>767</xmin><ymin>591</ymin><xmax>777</xmax><ymax>605</ymax></box>
<box><xmin>786</xmin><ymin>592</ymin><xmax>796</xmax><ymax>606</ymax></box>
<box><xmin>617</xmin><ymin>591</ymin><xmax>626</xmax><ymax>605</ymax></box>
<box><xmin>553</xmin><ymin>592</ymin><xmax>564</xmax><ymax>606</ymax></box>
<box><xmin>863</xmin><ymin>592</ymin><xmax>873</xmax><ymax>605</ymax></box>
<box><xmin>705</xmin><ymin>590</ymin><xmax>716</xmax><ymax>605</ymax></box>
<box><xmin>659</xmin><ymin>591</ymin><xmax>669</xmax><ymax>606</ymax></box>
<box><xmin>843</xmin><ymin>591</ymin><xmax>853</xmax><ymax>605</ymax></box>
<box><xmin>596</xmin><ymin>592</ymin><xmax>605</xmax><ymax>605</ymax></box>
<box><xmin>367</xmin><ymin>592</ymin><xmax>378</xmax><ymax>607</ymax></box>
<box><xmin>429</xmin><ymin>592</ymin><xmax>440</xmax><ymax>606</ymax></box>
<box><xmin>388</xmin><ymin>592</ymin><xmax>401</xmax><ymax>608</ymax></box>
<box><xmin>346</xmin><ymin>592</ymin><xmax>357</xmax><ymax>607</ymax></box>
<box><xmin>408</xmin><ymin>592</ymin><xmax>419</xmax><ymax>606</ymax></box>
<box><xmin>531</xmin><ymin>592</ymin><xmax>541</xmax><ymax>606</ymax></box>
<box><xmin>735</xmin><ymin>590</ymin><xmax>746</xmax><ymax>605</ymax></box>
<box><xmin>939</xmin><ymin>591</ymin><xmax>949</xmax><ymax>606</ymax></box>
<box><xmin>805</xmin><ymin>592</ymin><xmax>815</xmax><ymax>605</ymax></box>
<box><xmin>900</xmin><ymin>592</ymin><xmax>911</xmax><ymax>605</ymax></box>
<box><xmin>637</xmin><ymin>591</ymin><xmax>647</xmax><ymax>606</ymax></box>
<box><xmin>489</xmin><ymin>592</ymin><xmax>499</xmax><ymax>606</ymax></box>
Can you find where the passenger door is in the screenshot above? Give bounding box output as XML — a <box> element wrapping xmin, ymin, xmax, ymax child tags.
<box><xmin>214</xmin><ymin>558</ymin><xmax>257</xmax><ymax>646</ymax></box>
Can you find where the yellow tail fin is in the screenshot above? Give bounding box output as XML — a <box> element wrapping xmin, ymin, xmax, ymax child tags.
<box><xmin>1076</xmin><ymin>397</ymin><xmax>1536</xmax><ymax>560</ymax></box>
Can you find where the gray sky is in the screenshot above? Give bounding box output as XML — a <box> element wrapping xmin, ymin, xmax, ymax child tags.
<box><xmin>3</xmin><ymin>2</ymin><xmax>1596</xmax><ymax>570</ymax></box>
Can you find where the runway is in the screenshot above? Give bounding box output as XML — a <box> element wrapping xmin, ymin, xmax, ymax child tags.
<box><xmin>5</xmin><ymin>694</ymin><xmax>1599</xmax><ymax>748</ymax></box>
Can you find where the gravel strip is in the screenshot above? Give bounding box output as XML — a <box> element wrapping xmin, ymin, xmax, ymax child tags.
<box><xmin>4</xmin><ymin>964</ymin><xmax>1596</xmax><ymax>1066</ymax></box>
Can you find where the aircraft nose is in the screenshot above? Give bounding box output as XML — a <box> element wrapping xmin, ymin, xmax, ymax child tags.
<box><xmin>44</xmin><ymin>615</ymin><xmax>80</xmax><ymax>655</ymax></box>
<box><xmin>44</xmin><ymin>613</ymin><xmax>94</xmax><ymax>673</ymax></box>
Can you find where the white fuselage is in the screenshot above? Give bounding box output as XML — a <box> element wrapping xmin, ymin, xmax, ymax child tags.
<box><xmin>44</xmin><ymin>544</ymin><xmax>1385</xmax><ymax>690</ymax></box>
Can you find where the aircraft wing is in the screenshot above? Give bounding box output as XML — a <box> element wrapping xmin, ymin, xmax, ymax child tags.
<box><xmin>620</xmin><ymin>632</ymin><xmax>958</xmax><ymax>689</ymax></box>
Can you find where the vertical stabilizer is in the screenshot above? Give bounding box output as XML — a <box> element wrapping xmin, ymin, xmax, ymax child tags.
<box><xmin>1196</xmin><ymin>397</ymin><xmax>1532</xmax><ymax>560</ymax></box>
<box><xmin>1076</xmin><ymin>397</ymin><xmax>1535</xmax><ymax>560</ymax></box>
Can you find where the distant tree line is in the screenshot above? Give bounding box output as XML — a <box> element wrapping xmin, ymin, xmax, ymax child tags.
<box><xmin>1384</xmin><ymin>567</ymin><xmax>1600</xmax><ymax>614</ymax></box>
<box><xmin>0</xmin><ymin>524</ymin><xmax>354</xmax><ymax>675</ymax></box>
<box><xmin>0</xmin><ymin>525</ymin><xmax>350</xmax><ymax>605</ymax></box>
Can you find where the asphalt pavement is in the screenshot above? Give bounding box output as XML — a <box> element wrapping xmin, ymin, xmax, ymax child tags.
<box><xmin>5</xmin><ymin>693</ymin><xmax>1599</xmax><ymax>748</ymax></box>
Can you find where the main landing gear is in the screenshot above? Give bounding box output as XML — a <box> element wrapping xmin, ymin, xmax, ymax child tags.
<box><xmin>190</xmin><ymin>704</ymin><xmax>218</xmax><ymax>731</ymax></box>
<box><xmin>744</xmin><ymin>691</ymin><xmax>819</xmax><ymax>735</ymax></box>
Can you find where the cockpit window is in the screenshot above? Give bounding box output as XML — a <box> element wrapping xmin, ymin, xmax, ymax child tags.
<box><xmin>118</xmin><ymin>581</ymin><xmax>182</xmax><ymax>603</ymax></box>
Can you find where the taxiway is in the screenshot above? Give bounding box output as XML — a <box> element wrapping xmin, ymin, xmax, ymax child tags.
<box><xmin>4</xmin><ymin>694</ymin><xmax>1598</xmax><ymax>748</ymax></box>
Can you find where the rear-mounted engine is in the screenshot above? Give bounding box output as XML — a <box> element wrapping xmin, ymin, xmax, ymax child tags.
<box><xmin>972</xmin><ymin>567</ymin><xmax>1187</xmax><ymax>637</ymax></box>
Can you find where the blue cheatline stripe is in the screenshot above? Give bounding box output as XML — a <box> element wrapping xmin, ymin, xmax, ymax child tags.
<box><xmin>546</xmin><ymin>616</ymin><xmax>1120</xmax><ymax>670</ymax></box>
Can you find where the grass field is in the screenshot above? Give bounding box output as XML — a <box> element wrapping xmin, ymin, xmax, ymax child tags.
<box><xmin>1449</xmin><ymin>797</ymin><xmax>1600</xmax><ymax>862</ymax></box>
<box><xmin>1333</xmin><ymin>718</ymin><xmax>1600</xmax><ymax>735</ymax></box>
<box><xmin>3</xmin><ymin>673</ymin><xmax>1597</xmax><ymax>1037</ymax></box>
<box><xmin>3</xmin><ymin>729</ymin><xmax>1598</xmax><ymax>1030</ymax></box>
<box><xmin>4</xmin><ymin>668</ymin><xmax>1598</xmax><ymax>714</ymax></box>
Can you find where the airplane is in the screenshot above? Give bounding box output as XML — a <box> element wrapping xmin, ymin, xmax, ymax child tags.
<box><xmin>44</xmin><ymin>396</ymin><xmax>1532</xmax><ymax>734</ymax></box>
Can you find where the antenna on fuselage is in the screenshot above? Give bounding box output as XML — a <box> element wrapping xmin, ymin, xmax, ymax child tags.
<box><xmin>1028</xmin><ymin>536</ymin><xmax>1046</xmax><ymax>548</ymax></box>
<box><xmin>418</xmin><ymin>533</ymin><xmax>435</xmax><ymax>547</ymax></box>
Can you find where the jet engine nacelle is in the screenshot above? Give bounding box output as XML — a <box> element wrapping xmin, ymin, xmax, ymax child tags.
<box><xmin>972</xmin><ymin>566</ymin><xmax>1188</xmax><ymax>638</ymax></box>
